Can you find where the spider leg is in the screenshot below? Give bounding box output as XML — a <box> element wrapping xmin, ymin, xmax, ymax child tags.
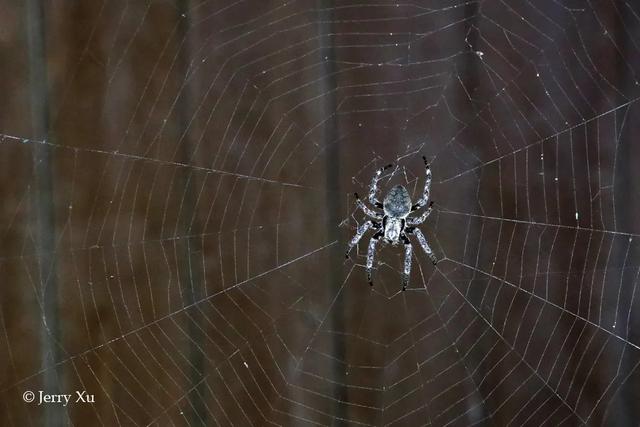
<box><xmin>354</xmin><ymin>193</ymin><xmax>383</xmax><ymax>219</ymax></box>
<box><xmin>346</xmin><ymin>220</ymin><xmax>378</xmax><ymax>259</ymax></box>
<box><xmin>366</xmin><ymin>231</ymin><xmax>383</xmax><ymax>286</ymax></box>
<box><xmin>369</xmin><ymin>163</ymin><xmax>393</xmax><ymax>208</ymax></box>
<box><xmin>401</xmin><ymin>234</ymin><xmax>412</xmax><ymax>291</ymax></box>
<box><xmin>407</xmin><ymin>201</ymin><xmax>434</xmax><ymax>226</ymax></box>
<box><xmin>406</xmin><ymin>227</ymin><xmax>438</xmax><ymax>265</ymax></box>
<box><xmin>411</xmin><ymin>156</ymin><xmax>431</xmax><ymax>211</ymax></box>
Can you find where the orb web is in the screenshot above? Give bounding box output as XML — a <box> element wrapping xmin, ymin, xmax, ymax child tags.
<box><xmin>1</xmin><ymin>0</ymin><xmax>640</xmax><ymax>425</ymax></box>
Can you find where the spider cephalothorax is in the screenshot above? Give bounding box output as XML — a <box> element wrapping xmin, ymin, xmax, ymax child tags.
<box><xmin>346</xmin><ymin>156</ymin><xmax>438</xmax><ymax>290</ymax></box>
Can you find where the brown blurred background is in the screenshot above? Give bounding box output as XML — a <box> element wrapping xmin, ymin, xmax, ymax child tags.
<box><xmin>1</xmin><ymin>0</ymin><xmax>640</xmax><ymax>425</ymax></box>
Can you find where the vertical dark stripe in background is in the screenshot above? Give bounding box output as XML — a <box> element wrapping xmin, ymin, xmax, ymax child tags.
<box><xmin>25</xmin><ymin>0</ymin><xmax>62</xmax><ymax>426</ymax></box>
<box><xmin>609</xmin><ymin>10</ymin><xmax>639</xmax><ymax>425</ymax></box>
<box><xmin>456</xmin><ymin>4</ymin><xmax>493</xmax><ymax>424</ymax></box>
<box><xmin>316</xmin><ymin>1</ymin><xmax>347</xmax><ymax>423</ymax></box>
<box><xmin>176</xmin><ymin>2</ymin><xmax>208</xmax><ymax>424</ymax></box>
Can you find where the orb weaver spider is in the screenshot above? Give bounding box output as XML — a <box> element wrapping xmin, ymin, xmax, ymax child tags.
<box><xmin>346</xmin><ymin>156</ymin><xmax>438</xmax><ymax>290</ymax></box>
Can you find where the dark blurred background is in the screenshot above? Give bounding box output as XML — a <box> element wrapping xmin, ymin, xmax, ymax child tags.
<box><xmin>1</xmin><ymin>0</ymin><xmax>640</xmax><ymax>425</ymax></box>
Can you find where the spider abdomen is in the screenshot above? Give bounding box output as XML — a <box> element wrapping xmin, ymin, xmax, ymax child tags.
<box><xmin>383</xmin><ymin>185</ymin><xmax>412</xmax><ymax>217</ymax></box>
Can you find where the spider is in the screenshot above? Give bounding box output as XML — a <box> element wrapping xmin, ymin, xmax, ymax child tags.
<box><xmin>345</xmin><ymin>156</ymin><xmax>438</xmax><ymax>291</ymax></box>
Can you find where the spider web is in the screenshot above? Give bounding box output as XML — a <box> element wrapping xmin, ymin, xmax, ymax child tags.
<box><xmin>1</xmin><ymin>0</ymin><xmax>640</xmax><ymax>425</ymax></box>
